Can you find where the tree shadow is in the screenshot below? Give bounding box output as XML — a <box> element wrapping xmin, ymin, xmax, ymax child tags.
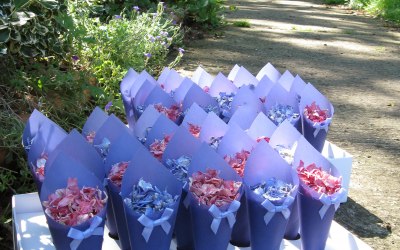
<box><xmin>335</xmin><ymin>197</ymin><xmax>391</xmax><ymax>238</ymax></box>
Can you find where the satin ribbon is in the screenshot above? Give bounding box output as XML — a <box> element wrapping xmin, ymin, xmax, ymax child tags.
<box><xmin>67</xmin><ymin>216</ymin><xmax>104</xmax><ymax>250</ymax></box>
<box><xmin>261</xmin><ymin>196</ymin><xmax>294</xmax><ymax>226</ymax></box>
<box><xmin>138</xmin><ymin>208</ymin><xmax>174</xmax><ymax>242</ymax></box>
<box><xmin>319</xmin><ymin>188</ymin><xmax>346</xmax><ymax>219</ymax></box>
<box><xmin>312</xmin><ymin>118</ymin><xmax>332</xmax><ymax>137</ymax></box>
<box><xmin>208</xmin><ymin>200</ymin><xmax>240</xmax><ymax>235</ymax></box>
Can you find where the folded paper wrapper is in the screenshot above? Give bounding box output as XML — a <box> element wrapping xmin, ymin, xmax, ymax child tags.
<box><xmin>13</xmin><ymin>142</ymin><xmax>356</xmax><ymax>249</ymax></box>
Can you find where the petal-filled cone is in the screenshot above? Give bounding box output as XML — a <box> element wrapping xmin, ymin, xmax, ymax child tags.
<box><xmin>299</xmin><ymin>83</ymin><xmax>334</xmax><ymax>152</ymax></box>
<box><xmin>40</xmin><ymin>152</ymin><xmax>107</xmax><ymax>250</ymax></box>
<box><xmin>294</xmin><ymin>137</ymin><xmax>344</xmax><ymax>250</ymax></box>
<box><xmin>120</xmin><ymin>146</ymin><xmax>182</xmax><ymax>250</ymax></box>
<box><xmin>120</xmin><ymin>69</ymin><xmax>138</xmax><ymax>129</ymax></box>
<box><xmin>244</xmin><ymin>141</ymin><xmax>299</xmax><ymax>250</ymax></box>
<box><xmin>208</xmin><ymin>73</ymin><xmax>237</xmax><ymax>98</ymax></box>
<box><xmin>247</xmin><ymin>112</ymin><xmax>277</xmax><ymax>142</ymax></box>
<box><xmin>104</xmin><ymin>133</ymin><xmax>142</xmax><ymax>250</ymax></box>
<box><xmin>256</xmin><ymin>63</ymin><xmax>281</xmax><ymax>83</ymax></box>
<box><xmin>27</xmin><ymin>122</ymin><xmax>67</xmax><ymax>192</ymax></box>
<box><xmin>82</xmin><ymin>107</ymin><xmax>109</xmax><ymax>138</ymax></box>
<box><xmin>188</xmin><ymin>143</ymin><xmax>242</xmax><ymax>250</ymax></box>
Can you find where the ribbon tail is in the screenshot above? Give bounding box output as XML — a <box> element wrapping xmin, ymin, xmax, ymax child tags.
<box><xmin>319</xmin><ymin>204</ymin><xmax>330</xmax><ymax>219</ymax></box>
<box><xmin>282</xmin><ymin>209</ymin><xmax>291</xmax><ymax>220</ymax></box>
<box><xmin>142</xmin><ymin>226</ymin><xmax>153</xmax><ymax>243</ymax></box>
<box><xmin>69</xmin><ymin>240</ymin><xmax>81</xmax><ymax>250</ymax></box>
<box><xmin>210</xmin><ymin>218</ymin><xmax>221</xmax><ymax>235</ymax></box>
<box><xmin>226</xmin><ymin>213</ymin><xmax>236</xmax><ymax>228</ymax></box>
<box><xmin>161</xmin><ymin>221</ymin><xmax>172</xmax><ymax>234</ymax></box>
<box><xmin>264</xmin><ymin>212</ymin><xmax>274</xmax><ymax>226</ymax></box>
<box><xmin>313</xmin><ymin>127</ymin><xmax>321</xmax><ymax>137</ymax></box>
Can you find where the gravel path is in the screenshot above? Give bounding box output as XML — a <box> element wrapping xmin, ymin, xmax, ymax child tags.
<box><xmin>178</xmin><ymin>0</ymin><xmax>400</xmax><ymax>249</ymax></box>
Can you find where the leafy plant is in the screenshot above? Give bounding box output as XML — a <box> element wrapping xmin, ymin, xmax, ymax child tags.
<box><xmin>0</xmin><ymin>0</ymin><xmax>68</xmax><ymax>58</ymax></box>
<box><xmin>233</xmin><ymin>20</ymin><xmax>251</xmax><ymax>28</ymax></box>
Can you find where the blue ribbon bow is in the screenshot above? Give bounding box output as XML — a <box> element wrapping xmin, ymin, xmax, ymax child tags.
<box><xmin>138</xmin><ymin>208</ymin><xmax>174</xmax><ymax>242</ymax></box>
<box><xmin>208</xmin><ymin>200</ymin><xmax>241</xmax><ymax>235</ymax></box>
<box><xmin>319</xmin><ymin>188</ymin><xmax>346</xmax><ymax>219</ymax></box>
<box><xmin>261</xmin><ymin>196</ymin><xmax>295</xmax><ymax>226</ymax></box>
<box><xmin>313</xmin><ymin>117</ymin><xmax>332</xmax><ymax>137</ymax></box>
<box><xmin>67</xmin><ymin>216</ymin><xmax>104</xmax><ymax>250</ymax></box>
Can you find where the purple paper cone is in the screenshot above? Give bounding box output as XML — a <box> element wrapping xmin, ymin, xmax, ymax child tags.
<box><xmin>134</xmin><ymin>105</ymin><xmax>161</xmax><ymax>141</ymax></box>
<box><xmin>22</xmin><ymin>109</ymin><xmax>64</xmax><ymax>153</ymax></box>
<box><xmin>120</xmin><ymin>68</ymin><xmax>139</xmax><ymax>129</ymax></box>
<box><xmin>228</xmin><ymin>106</ymin><xmax>259</xmax><ymax>130</ymax></box>
<box><xmin>294</xmin><ymin>137</ymin><xmax>345</xmax><ymax>250</ymax></box>
<box><xmin>104</xmin><ymin>134</ymin><xmax>143</xmax><ymax>250</ymax></box>
<box><xmin>120</xmin><ymin>146</ymin><xmax>182</xmax><ymax>250</ymax></box>
<box><xmin>264</xmin><ymin>83</ymin><xmax>301</xmax><ymax>129</ymax></box>
<box><xmin>227</xmin><ymin>64</ymin><xmax>240</xmax><ymax>81</ymax></box>
<box><xmin>217</xmin><ymin>123</ymin><xmax>255</xmax><ymax>158</ymax></box>
<box><xmin>208</xmin><ymin>73</ymin><xmax>238</xmax><ymax>98</ymax></box>
<box><xmin>158</xmin><ymin>68</ymin><xmax>183</xmax><ymax>93</ymax></box>
<box><xmin>299</xmin><ymin>83</ymin><xmax>334</xmax><ymax>152</ymax></box>
<box><xmin>173</xmin><ymin>78</ymin><xmax>195</xmax><ymax>103</ymax></box>
<box><xmin>244</xmin><ymin>141</ymin><xmax>299</xmax><ymax>250</ymax></box>
<box><xmin>45</xmin><ymin>130</ymin><xmax>105</xmax><ymax>181</ymax></box>
<box><xmin>198</xmin><ymin>112</ymin><xmax>229</xmax><ymax>147</ymax></box>
<box><xmin>278</xmin><ymin>70</ymin><xmax>295</xmax><ymax>92</ymax></box>
<box><xmin>254</xmin><ymin>75</ymin><xmax>275</xmax><ymax>103</ymax></box>
<box><xmin>289</xmin><ymin>75</ymin><xmax>307</xmax><ymax>103</ymax></box>
<box><xmin>188</xmin><ymin>143</ymin><xmax>242</xmax><ymax>250</ymax></box>
<box><xmin>256</xmin><ymin>63</ymin><xmax>281</xmax><ymax>83</ymax></box>
<box><xmin>232</xmin><ymin>66</ymin><xmax>258</xmax><ymax>88</ymax></box>
<box><xmin>157</xmin><ymin>67</ymin><xmax>171</xmax><ymax>85</ymax></box>
<box><xmin>93</xmin><ymin>114</ymin><xmax>133</xmax><ymax>159</ymax></box>
<box><xmin>181</xmin><ymin>103</ymin><xmax>207</xmax><ymax>133</ymax></box>
<box><xmin>161</xmin><ymin>126</ymin><xmax>202</xmax><ymax>249</ymax></box>
<box><xmin>230</xmin><ymin>86</ymin><xmax>263</xmax><ymax>115</ymax></box>
<box><xmin>191</xmin><ymin>66</ymin><xmax>213</xmax><ymax>89</ymax></box>
<box><xmin>82</xmin><ymin>107</ymin><xmax>109</xmax><ymax>139</ymax></box>
<box><xmin>144</xmin><ymin>85</ymin><xmax>176</xmax><ymax>108</ymax></box>
<box><xmin>27</xmin><ymin>122</ymin><xmax>67</xmax><ymax>192</ymax></box>
<box><xmin>133</xmin><ymin>79</ymin><xmax>157</xmax><ymax>119</ymax></box>
<box><xmin>40</xmin><ymin>152</ymin><xmax>107</xmax><ymax>250</ymax></box>
<box><xmin>182</xmin><ymin>84</ymin><xmax>219</xmax><ymax>114</ymax></box>
<box><xmin>269</xmin><ymin>120</ymin><xmax>302</xmax><ymax>153</ymax></box>
<box><xmin>144</xmin><ymin>114</ymin><xmax>178</xmax><ymax>149</ymax></box>
<box><xmin>247</xmin><ymin>112</ymin><xmax>277</xmax><ymax>142</ymax></box>
<box><xmin>130</xmin><ymin>70</ymin><xmax>157</xmax><ymax>99</ymax></box>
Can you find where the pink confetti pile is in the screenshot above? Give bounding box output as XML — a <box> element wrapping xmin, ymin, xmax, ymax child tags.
<box><xmin>108</xmin><ymin>161</ymin><xmax>130</xmax><ymax>187</ymax></box>
<box><xmin>256</xmin><ymin>136</ymin><xmax>270</xmax><ymax>143</ymax></box>
<box><xmin>188</xmin><ymin>123</ymin><xmax>201</xmax><ymax>138</ymax></box>
<box><xmin>224</xmin><ymin>150</ymin><xmax>251</xmax><ymax>177</ymax></box>
<box><xmin>43</xmin><ymin>178</ymin><xmax>106</xmax><ymax>226</ymax></box>
<box><xmin>35</xmin><ymin>154</ymin><xmax>48</xmax><ymax>181</ymax></box>
<box><xmin>149</xmin><ymin>135</ymin><xmax>171</xmax><ymax>161</ymax></box>
<box><xmin>85</xmin><ymin>131</ymin><xmax>96</xmax><ymax>144</ymax></box>
<box><xmin>297</xmin><ymin>160</ymin><xmax>342</xmax><ymax>195</ymax></box>
<box><xmin>304</xmin><ymin>101</ymin><xmax>329</xmax><ymax>123</ymax></box>
<box><xmin>154</xmin><ymin>103</ymin><xmax>182</xmax><ymax>121</ymax></box>
<box><xmin>190</xmin><ymin>169</ymin><xmax>241</xmax><ymax>207</ymax></box>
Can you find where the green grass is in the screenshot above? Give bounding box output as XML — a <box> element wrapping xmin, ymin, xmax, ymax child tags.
<box><xmin>232</xmin><ymin>20</ymin><xmax>251</xmax><ymax>28</ymax></box>
<box><xmin>350</xmin><ymin>0</ymin><xmax>400</xmax><ymax>23</ymax></box>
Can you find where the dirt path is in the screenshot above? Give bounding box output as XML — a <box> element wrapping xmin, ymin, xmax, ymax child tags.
<box><xmin>178</xmin><ymin>0</ymin><xmax>400</xmax><ymax>248</ymax></box>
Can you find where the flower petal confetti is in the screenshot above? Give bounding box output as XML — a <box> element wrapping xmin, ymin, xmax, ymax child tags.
<box><xmin>256</xmin><ymin>136</ymin><xmax>270</xmax><ymax>143</ymax></box>
<box><xmin>224</xmin><ymin>150</ymin><xmax>251</xmax><ymax>177</ymax></box>
<box><xmin>189</xmin><ymin>169</ymin><xmax>241</xmax><ymax>207</ymax></box>
<box><xmin>216</xmin><ymin>92</ymin><xmax>235</xmax><ymax>118</ymax></box>
<box><xmin>136</xmin><ymin>105</ymin><xmax>146</xmax><ymax>115</ymax></box>
<box><xmin>304</xmin><ymin>101</ymin><xmax>329</xmax><ymax>123</ymax></box>
<box><xmin>251</xmin><ymin>178</ymin><xmax>294</xmax><ymax>205</ymax></box>
<box><xmin>267</xmin><ymin>103</ymin><xmax>299</xmax><ymax>126</ymax></box>
<box><xmin>85</xmin><ymin>131</ymin><xmax>96</xmax><ymax>144</ymax></box>
<box><xmin>94</xmin><ymin>137</ymin><xmax>111</xmax><ymax>158</ymax></box>
<box><xmin>149</xmin><ymin>135</ymin><xmax>171</xmax><ymax>161</ymax></box>
<box><xmin>35</xmin><ymin>153</ymin><xmax>48</xmax><ymax>182</ymax></box>
<box><xmin>42</xmin><ymin>178</ymin><xmax>106</xmax><ymax>226</ymax></box>
<box><xmin>297</xmin><ymin>160</ymin><xmax>342</xmax><ymax>195</ymax></box>
<box><xmin>165</xmin><ymin>155</ymin><xmax>191</xmax><ymax>183</ymax></box>
<box><xmin>274</xmin><ymin>142</ymin><xmax>297</xmax><ymax>165</ymax></box>
<box><xmin>108</xmin><ymin>161</ymin><xmax>130</xmax><ymax>188</ymax></box>
<box><xmin>188</xmin><ymin>123</ymin><xmax>201</xmax><ymax>138</ymax></box>
<box><xmin>124</xmin><ymin>178</ymin><xmax>178</xmax><ymax>215</ymax></box>
<box><xmin>208</xmin><ymin>136</ymin><xmax>223</xmax><ymax>149</ymax></box>
<box><xmin>154</xmin><ymin>103</ymin><xmax>182</xmax><ymax>122</ymax></box>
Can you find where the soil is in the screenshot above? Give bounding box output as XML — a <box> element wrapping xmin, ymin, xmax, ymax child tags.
<box><xmin>177</xmin><ymin>0</ymin><xmax>400</xmax><ymax>249</ymax></box>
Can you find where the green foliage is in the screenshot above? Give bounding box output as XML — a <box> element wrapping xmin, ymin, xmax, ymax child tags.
<box><xmin>232</xmin><ymin>20</ymin><xmax>251</xmax><ymax>28</ymax></box>
<box><xmin>72</xmin><ymin>2</ymin><xmax>183</xmax><ymax>114</ymax></box>
<box><xmin>0</xmin><ymin>0</ymin><xmax>68</xmax><ymax>58</ymax></box>
<box><xmin>324</xmin><ymin>0</ymin><xmax>347</xmax><ymax>4</ymax></box>
<box><xmin>349</xmin><ymin>0</ymin><xmax>400</xmax><ymax>23</ymax></box>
